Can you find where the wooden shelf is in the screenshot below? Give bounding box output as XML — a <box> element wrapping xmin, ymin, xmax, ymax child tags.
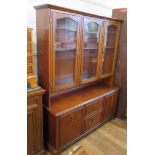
<box><xmin>85</xmin><ymin>31</ymin><xmax>98</xmax><ymax>34</ymax></box>
<box><xmin>56</xmin><ymin>48</ymin><xmax>76</xmax><ymax>52</ymax></box>
<box><xmin>82</xmin><ymin>72</ymin><xmax>96</xmax><ymax>79</ymax></box>
<box><xmin>84</xmin><ymin>48</ymin><xmax>98</xmax><ymax>50</ymax></box>
<box><xmin>56</xmin><ymin>28</ymin><xmax>77</xmax><ymax>32</ymax></box>
<box><xmin>107</xmin><ymin>31</ymin><xmax>116</xmax><ymax>34</ymax></box>
<box><xmin>105</xmin><ymin>47</ymin><xmax>115</xmax><ymax>49</ymax></box>
<box><xmin>55</xmin><ymin>76</ymin><xmax>74</xmax><ymax>86</ymax></box>
<box><xmin>50</xmin><ymin>84</ymin><xmax>118</xmax><ymax>116</ymax></box>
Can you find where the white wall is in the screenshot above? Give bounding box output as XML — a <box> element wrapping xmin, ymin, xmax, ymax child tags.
<box><xmin>27</xmin><ymin>0</ymin><xmax>113</xmax><ymax>28</ymax></box>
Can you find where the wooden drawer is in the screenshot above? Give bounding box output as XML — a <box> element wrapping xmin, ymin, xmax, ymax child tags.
<box><xmin>59</xmin><ymin>107</ymin><xmax>83</xmax><ymax>147</ymax></box>
<box><xmin>95</xmin><ymin>112</ymin><xmax>103</xmax><ymax>125</ymax></box>
<box><xmin>85</xmin><ymin>116</ymin><xmax>95</xmax><ymax>131</ymax></box>
<box><xmin>85</xmin><ymin>100</ymin><xmax>103</xmax><ymax>116</ymax></box>
<box><xmin>85</xmin><ymin>111</ymin><xmax>103</xmax><ymax>131</ymax></box>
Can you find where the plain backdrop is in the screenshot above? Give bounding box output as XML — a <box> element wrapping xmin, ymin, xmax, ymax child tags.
<box><xmin>0</xmin><ymin>0</ymin><xmax>155</xmax><ymax>155</ymax></box>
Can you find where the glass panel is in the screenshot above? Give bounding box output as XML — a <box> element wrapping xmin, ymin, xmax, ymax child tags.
<box><xmin>82</xmin><ymin>19</ymin><xmax>99</xmax><ymax>80</ymax></box>
<box><xmin>55</xmin><ymin>17</ymin><xmax>78</xmax><ymax>86</ymax></box>
<box><xmin>102</xmin><ymin>48</ymin><xmax>115</xmax><ymax>74</ymax></box>
<box><xmin>102</xmin><ymin>25</ymin><xmax>117</xmax><ymax>75</ymax></box>
<box><xmin>106</xmin><ymin>25</ymin><xmax>117</xmax><ymax>48</ymax></box>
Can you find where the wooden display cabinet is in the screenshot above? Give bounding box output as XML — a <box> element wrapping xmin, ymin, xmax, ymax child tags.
<box><xmin>34</xmin><ymin>4</ymin><xmax>122</xmax><ymax>155</ymax></box>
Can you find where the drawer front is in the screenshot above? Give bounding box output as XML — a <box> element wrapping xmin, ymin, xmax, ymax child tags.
<box><xmin>85</xmin><ymin>116</ymin><xmax>95</xmax><ymax>131</ymax></box>
<box><xmin>85</xmin><ymin>111</ymin><xmax>103</xmax><ymax>131</ymax></box>
<box><xmin>59</xmin><ymin>108</ymin><xmax>83</xmax><ymax>147</ymax></box>
<box><xmin>85</xmin><ymin>99</ymin><xmax>103</xmax><ymax>116</ymax></box>
<box><xmin>95</xmin><ymin>112</ymin><xmax>103</xmax><ymax>125</ymax></box>
<box><xmin>96</xmin><ymin>100</ymin><xmax>103</xmax><ymax>111</ymax></box>
<box><xmin>85</xmin><ymin>102</ymin><xmax>96</xmax><ymax>116</ymax></box>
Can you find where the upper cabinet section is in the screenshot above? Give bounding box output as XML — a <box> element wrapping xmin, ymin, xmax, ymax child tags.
<box><xmin>80</xmin><ymin>17</ymin><xmax>102</xmax><ymax>84</ymax></box>
<box><xmin>52</xmin><ymin>12</ymin><xmax>80</xmax><ymax>90</ymax></box>
<box><xmin>101</xmin><ymin>21</ymin><xmax>120</xmax><ymax>78</ymax></box>
<box><xmin>34</xmin><ymin>5</ymin><xmax>121</xmax><ymax>92</ymax></box>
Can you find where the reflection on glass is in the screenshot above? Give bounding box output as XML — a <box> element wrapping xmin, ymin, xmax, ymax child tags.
<box><xmin>102</xmin><ymin>25</ymin><xmax>117</xmax><ymax>74</ymax></box>
<box><xmin>55</xmin><ymin>17</ymin><xmax>78</xmax><ymax>86</ymax></box>
<box><xmin>82</xmin><ymin>19</ymin><xmax>99</xmax><ymax>80</ymax></box>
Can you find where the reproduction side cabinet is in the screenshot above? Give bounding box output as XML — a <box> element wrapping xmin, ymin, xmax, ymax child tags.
<box><xmin>27</xmin><ymin>88</ymin><xmax>46</xmax><ymax>155</ymax></box>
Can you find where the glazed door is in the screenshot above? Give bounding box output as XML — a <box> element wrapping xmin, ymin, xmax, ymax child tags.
<box><xmin>80</xmin><ymin>17</ymin><xmax>102</xmax><ymax>84</ymax></box>
<box><xmin>52</xmin><ymin>12</ymin><xmax>80</xmax><ymax>90</ymax></box>
<box><xmin>101</xmin><ymin>21</ymin><xmax>120</xmax><ymax>78</ymax></box>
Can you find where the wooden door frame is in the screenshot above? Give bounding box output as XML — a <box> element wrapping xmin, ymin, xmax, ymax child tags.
<box><xmin>100</xmin><ymin>20</ymin><xmax>121</xmax><ymax>79</ymax></box>
<box><xmin>51</xmin><ymin>10</ymin><xmax>81</xmax><ymax>91</ymax></box>
<box><xmin>80</xmin><ymin>16</ymin><xmax>103</xmax><ymax>85</ymax></box>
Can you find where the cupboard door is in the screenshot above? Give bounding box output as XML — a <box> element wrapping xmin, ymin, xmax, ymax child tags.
<box><xmin>95</xmin><ymin>112</ymin><xmax>103</xmax><ymax>125</ymax></box>
<box><xmin>104</xmin><ymin>91</ymin><xmax>119</xmax><ymax>119</ymax></box>
<box><xmin>101</xmin><ymin>21</ymin><xmax>120</xmax><ymax>78</ymax></box>
<box><xmin>59</xmin><ymin>108</ymin><xmax>83</xmax><ymax>147</ymax></box>
<box><xmin>81</xmin><ymin>17</ymin><xmax>102</xmax><ymax>83</ymax></box>
<box><xmin>52</xmin><ymin>12</ymin><xmax>80</xmax><ymax>90</ymax></box>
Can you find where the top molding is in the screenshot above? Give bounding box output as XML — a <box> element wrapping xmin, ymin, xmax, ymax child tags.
<box><xmin>34</xmin><ymin>4</ymin><xmax>123</xmax><ymax>22</ymax></box>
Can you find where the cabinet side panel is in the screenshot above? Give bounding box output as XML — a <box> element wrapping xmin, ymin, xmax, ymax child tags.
<box><xmin>36</xmin><ymin>8</ymin><xmax>51</xmax><ymax>93</ymax></box>
<box><xmin>44</xmin><ymin>107</ymin><xmax>57</xmax><ymax>149</ymax></box>
<box><xmin>112</xmin><ymin>9</ymin><xmax>127</xmax><ymax>119</ymax></box>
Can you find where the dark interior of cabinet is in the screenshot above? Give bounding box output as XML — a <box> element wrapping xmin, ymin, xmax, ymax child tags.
<box><xmin>102</xmin><ymin>25</ymin><xmax>118</xmax><ymax>74</ymax></box>
<box><xmin>55</xmin><ymin>17</ymin><xmax>78</xmax><ymax>86</ymax></box>
<box><xmin>82</xmin><ymin>20</ymin><xmax>99</xmax><ymax>80</ymax></box>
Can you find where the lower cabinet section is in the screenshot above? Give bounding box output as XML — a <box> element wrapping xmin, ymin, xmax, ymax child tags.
<box><xmin>44</xmin><ymin>88</ymin><xmax>119</xmax><ymax>155</ymax></box>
